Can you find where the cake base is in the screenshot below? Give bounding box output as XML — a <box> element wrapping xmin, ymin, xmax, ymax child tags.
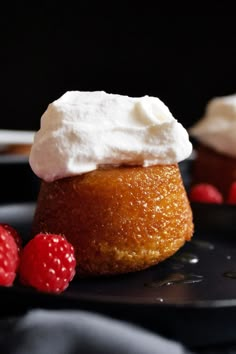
<box><xmin>32</xmin><ymin>164</ymin><xmax>193</xmax><ymax>276</ymax></box>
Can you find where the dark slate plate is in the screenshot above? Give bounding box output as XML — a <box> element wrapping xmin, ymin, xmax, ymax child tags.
<box><xmin>1</xmin><ymin>202</ymin><xmax>236</xmax><ymax>348</ymax></box>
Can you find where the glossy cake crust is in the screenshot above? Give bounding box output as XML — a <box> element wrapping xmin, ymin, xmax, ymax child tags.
<box><xmin>32</xmin><ymin>164</ymin><xmax>193</xmax><ymax>276</ymax></box>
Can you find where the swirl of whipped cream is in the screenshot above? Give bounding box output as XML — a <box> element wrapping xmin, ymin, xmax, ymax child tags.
<box><xmin>29</xmin><ymin>91</ymin><xmax>192</xmax><ymax>182</ymax></box>
<box><xmin>189</xmin><ymin>93</ymin><xmax>236</xmax><ymax>157</ymax></box>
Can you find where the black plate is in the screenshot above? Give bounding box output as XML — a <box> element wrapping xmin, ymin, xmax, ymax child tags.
<box><xmin>1</xmin><ymin>203</ymin><xmax>236</xmax><ymax>348</ymax></box>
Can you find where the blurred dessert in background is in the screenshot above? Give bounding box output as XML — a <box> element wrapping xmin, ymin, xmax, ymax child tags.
<box><xmin>30</xmin><ymin>91</ymin><xmax>193</xmax><ymax>276</ymax></box>
<box><xmin>189</xmin><ymin>94</ymin><xmax>236</xmax><ymax>199</ymax></box>
<box><xmin>3</xmin><ymin>144</ymin><xmax>32</xmax><ymax>155</ymax></box>
<box><xmin>0</xmin><ymin>130</ymin><xmax>34</xmax><ymax>156</ymax></box>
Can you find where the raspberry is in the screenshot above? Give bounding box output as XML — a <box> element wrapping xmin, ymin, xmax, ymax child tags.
<box><xmin>0</xmin><ymin>223</ymin><xmax>22</xmax><ymax>252</ymax></box>
<box><xmin>227</xmin><ymin>182</ymin><xmax>236</xmax><ymax>205</ymax></box>
<box><xmin>19</xmin><ymin>233</ymin><xmax>76</xmax><ymax>293</ymax></box>
<box><xmin>189</xmin><ymin>183</ymin><xmax>223</xmax><ymax>204</ymax></box>
<box><xmin>0</xmin><ymin>225</ymin><xmax>19</xmax><ymax>286</ymax></box>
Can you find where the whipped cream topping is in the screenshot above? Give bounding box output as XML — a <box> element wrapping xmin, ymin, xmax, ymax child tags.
<box><xmin>29</xmin><ymin>91</ymin><xmax>192</xmax><ymax>182</ymax></box>
<box><xmin>189</xmin><ymin>93</ymin><xmax>236</xmax><ymax>157</ymax></box>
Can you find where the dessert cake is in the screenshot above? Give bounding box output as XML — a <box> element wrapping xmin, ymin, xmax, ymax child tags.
<box><xmin>189</xmin><ymin>93</ymin><xmax>236</xmax><ymax>199</ymax></box>
<box><xmin>30</xmin><ymin>91</ymin><xmax>193</xmax><ymax>276</ymax></box>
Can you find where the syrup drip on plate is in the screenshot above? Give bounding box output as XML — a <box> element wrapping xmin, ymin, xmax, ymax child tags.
<box><xmin>144</xmin><ymin>272</ymin><xmax>204</xmax><ymax>288</ymax></box>
<box><xmin>223</xmin><ymin>271</ymin><xmax>236</xmax><ymax>279</ymax></box>
<box><xmin>191</xmin><ymin>239</ymin><xmax>215</xmax><ymax>251</ymax></box>
<box><xmin>172</xmin><ymin>252</ymin><xmax>199</xmax><ymax>264</ymax></box>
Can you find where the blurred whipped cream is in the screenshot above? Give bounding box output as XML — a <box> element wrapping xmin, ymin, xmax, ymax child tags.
<box><xmin>189</xmin><ymin>93</ymin><xmax>236</xmax><ymax>157</ymax></box>
<box><xmin>29</xmin><ymin>91</ymin><xmax>192</xmax><ymax>182</ymax></box>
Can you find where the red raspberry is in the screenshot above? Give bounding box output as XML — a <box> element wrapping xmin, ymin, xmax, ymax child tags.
<box><xmin>189</xmin><ymin>183</ymin><xmax>223</xmax><ymax>204</ymax></box>
<box><xmin>0</xmin><ymin>223</ymin><xmax>22</xmax><ymax>253</ymax></box>
<box><xmin>19</xmin><ymin>233</ymin><xmax>76</xmax><ymax>293</ymax></box>
<box><xmin>0</xmin><ymin>225</ymin><xmax>19</xmax><ymax>286</ymax></box>
<box><xmin>227</xmin><ymin>182</ymin><xmax>236</xmax><ymax>205</ymax></box>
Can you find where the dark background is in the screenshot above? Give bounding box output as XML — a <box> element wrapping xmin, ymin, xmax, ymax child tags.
<box><xmin>2</xmin><ymin>6</ymin><xmax>236</xmax><ymax>131</ymax></box>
